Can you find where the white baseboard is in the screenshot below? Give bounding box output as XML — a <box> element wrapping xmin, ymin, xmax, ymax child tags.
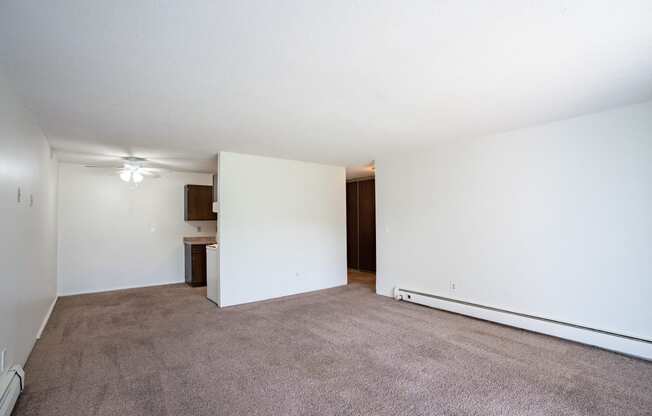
<box><xmin>58</xmin><ymin>280</ymin><xmax>184</xmax><ymax>297</ymax></box>
<box><xmin>397</xmin><ymin>289</ymin><xmax>652</xmax><ymax>361</ymax></box>
<box><xmin>36</xmin><ymin>297</ymin><xmax>58</xmax><ymax>339</ymax></box>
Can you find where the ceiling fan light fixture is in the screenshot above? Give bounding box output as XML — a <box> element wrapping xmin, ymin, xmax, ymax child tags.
<box><xmin>120</xmin><ymin>170</ymin><xmax>132</xmax><ymax>182</ymax></box>
<box><xmin>132</xmin><ymin>171</ymin><xmax>144</xmax><ymax>183</ymax></box>
<box><xmin>119</xmin><ymin>158</ymin><xmax>147</xmax><ymax>184</ymax></box>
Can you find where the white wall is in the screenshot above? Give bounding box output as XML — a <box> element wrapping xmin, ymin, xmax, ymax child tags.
<box><xmin>57</xmin><ymin>164</ymin><xmax>216</xmax><ymax>295</ymax></box>
<box><xmin>376</xmin><ymin>100</ymin><xmax>652</xmax><ymax>345</ymax></box>
<box><xmin>0</xmin><ymin>70</ymin><xmax>59</xmax><ymax>369</ymax></box>
<box><xmin>218</xmin><ymin>152</ymin><xmax>347</xmax><ymax>306</ymax></box>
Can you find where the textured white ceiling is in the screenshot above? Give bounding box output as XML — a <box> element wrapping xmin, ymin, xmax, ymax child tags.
<box><xmin>1</xmin><ymin>1</ymin><xmax>652</xmax><ymax>173</ymax></box>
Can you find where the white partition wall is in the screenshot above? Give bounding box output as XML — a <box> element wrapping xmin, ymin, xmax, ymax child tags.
<box><xmin>218</xmin><ymin>152</ymin><xmax>347</xmax><ymax>307</ymax></box>
<box><xmin>376</xmin><ymin>101</ymin><xmax>652</xmax><ymax>358</ymax></box>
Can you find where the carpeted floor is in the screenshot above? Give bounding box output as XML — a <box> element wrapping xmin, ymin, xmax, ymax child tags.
<box><xmin>15</xmin><ymin>282</ymin><xmax>652</xmax><ymax>416</ymax></box>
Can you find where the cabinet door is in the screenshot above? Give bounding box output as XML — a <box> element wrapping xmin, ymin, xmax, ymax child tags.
<box><xmin>346</xmin><ymin>182</ymin><xmax>359</xmax><ymax>269</ymax></box>
<box><xmin>358</xmin><ymin>179</ymin><xmax>376</xmax><ymax>272</ymax></box>
<box><xmin>185</xmin><ymin>185</ymin><xmax>217</xmax><ymax>220</ymax></box>
<box><xmin>191</xmin><ymin>245</ymin><xmax>207</xmax><ymax>286</ymax></box>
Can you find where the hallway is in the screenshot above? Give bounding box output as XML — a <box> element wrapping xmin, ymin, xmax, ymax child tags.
<box><xmin>347</xmin><ymin>269</ymin><xmax>375</xmax><ymax>290</ymax></box>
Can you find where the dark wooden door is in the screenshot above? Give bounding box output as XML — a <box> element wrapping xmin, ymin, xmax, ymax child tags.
<box><xmin>358</xmin><ymin>179</ymin><xmax>376</xmax><ymax>272</ymax></box>
<box><xmin>346</xmin><ymin>182</ymin><xmax>359</xmax><ymax>268</ymax></box>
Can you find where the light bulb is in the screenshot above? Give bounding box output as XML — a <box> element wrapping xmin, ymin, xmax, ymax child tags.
<box><xmin>120</xmin><ymin>171</ymin><xmax>132</xmax><ymax>182</ymax></box>
<box><xmin>132</xmin><ymin>171</ymin><xmax>144</xmax><ymax>183</ymax></box>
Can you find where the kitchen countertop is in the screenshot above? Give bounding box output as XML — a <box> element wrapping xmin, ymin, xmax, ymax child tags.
<box><xmin>183</xmin><ymin>236</ymin><xmax>217</xmax><ymax>245</ymax></box>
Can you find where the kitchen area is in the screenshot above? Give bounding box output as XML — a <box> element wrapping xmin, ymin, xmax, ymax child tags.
<box><xmin>183</xmin><ymin>175</ymin><xmax>220</xmax><ymax>305</ymax></box>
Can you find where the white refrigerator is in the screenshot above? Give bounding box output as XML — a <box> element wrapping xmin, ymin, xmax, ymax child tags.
<box><xmin>206</xmin><ymin>244</ymin><xmax>220</xmax><ymax>306</ymax></box>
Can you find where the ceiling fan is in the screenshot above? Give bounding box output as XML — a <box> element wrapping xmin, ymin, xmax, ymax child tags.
<box><xmin>84</xmin><ymin>156</ymin><xmax>167</xmax><ymax>184</ymax></box>
<box><xmin>117</xmin><ymin>157</ymin><xmax>163</xmax><ymax>183</ymax></box>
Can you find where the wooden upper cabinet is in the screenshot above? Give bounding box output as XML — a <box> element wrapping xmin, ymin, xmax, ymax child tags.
<box><xmin>184</xmin><ymin>185</ymin><xmax>217</xmax><ymax>221</ymax></box>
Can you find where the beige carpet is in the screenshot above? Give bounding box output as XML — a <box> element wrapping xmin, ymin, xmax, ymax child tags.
<box><xmin>15</xmin><ymin>282</ymin><xmax>652</xmax><ymax>416</ymax></box>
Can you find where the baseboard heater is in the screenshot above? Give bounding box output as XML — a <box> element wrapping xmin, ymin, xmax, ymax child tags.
<box><xmin>394</xmin><ymin>288</ymin><xmax>652</xmax><ymax>361</ymax></box>
<box><xmin>0</xmin><ymin>366</ymin><xmax>25</xmax><ymax>416</ymax></box>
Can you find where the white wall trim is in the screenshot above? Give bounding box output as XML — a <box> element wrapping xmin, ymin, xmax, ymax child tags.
<box><xmin>59</xmin><ymin>280</ymin><xmax>183</xmax><ymax>297</ymax></box>
<box><xmin>220</xmin><ymin>281</ymin><xmax>347</xmax><ymax>308</ymax></box>
<box><xmin>397</xmin><ymin>288</ymin><xmax>652</xmax><ymax>361</ymax></box>
<box><xmin>36</xmin><ymin>297</ymin><xmax>58</xmax><ymax>339</ymax></box>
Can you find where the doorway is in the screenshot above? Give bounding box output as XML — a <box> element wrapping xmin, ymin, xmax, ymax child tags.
<box><xmin>346</xmin><ymin>176</ymin><xmax>376</xmax><ymax>289</ymax></box>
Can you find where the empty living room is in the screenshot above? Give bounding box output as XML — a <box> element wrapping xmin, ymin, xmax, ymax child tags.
<box><xmin>1</xmin><ymin>1</ymin><xmax>651</xmax><ymax>415</ymax></box>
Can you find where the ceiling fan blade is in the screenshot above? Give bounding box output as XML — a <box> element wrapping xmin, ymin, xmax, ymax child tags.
<box><xmin>140</xmin><ymin>170</ymin><xmax>161</xmax><ymax>178</ymax></box>
<box><xmin>83</xmin><ymin>163</ymin><xmax>124</xmax><ymax>169</ymax></box>
<box><xmin>140</xmin><ymin>166</ymin><xmax>168</xmax><ymax>173</ymax></box>
<box><xmin>142</xmin><ymin>157</ymin><xmax>216</xmax><ymax>173</ymax></box>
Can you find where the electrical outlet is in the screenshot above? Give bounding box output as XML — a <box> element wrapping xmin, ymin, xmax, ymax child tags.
<box><xmin>30</xmin><ymin>194</ymin><xmax>34</xmax><ymax>207</ymax></box>
<box><xmin>450</xmin><ymin>281</ymin><xmax>456</xmax><ymax>291</ymax></box>
<box><xmin>17</xmin><ymin>187</ymin><xmax>21</xmax><ymax>203</ymax></box>
<box><xmin>1</xmin><ymin>348</ymin><xmax>6</xmax><ymax>372</ymax></box>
